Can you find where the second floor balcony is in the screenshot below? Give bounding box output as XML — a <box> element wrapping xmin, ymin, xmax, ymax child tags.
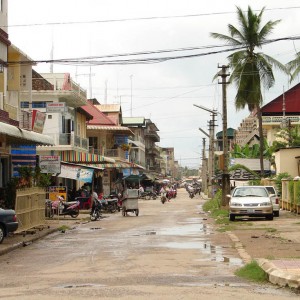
<box><xmin>90</xmin><ymin>147</ymin><xmax>128</xmax><ymax>160</ymax></box>
<box><xmin>104</xmin><ymin>148</ymin><xmax>127</xmax><ymax>160</ymax></box>
<box><xmin>45</xmin><ymin>132</ymin><xmax>88</xmax><ymax>150</ymax></box>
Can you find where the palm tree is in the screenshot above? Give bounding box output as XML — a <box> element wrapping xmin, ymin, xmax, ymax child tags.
<box><xmin>287</xmin><ymin>53</ymin><xmax>300</xmax><ymax>82</ymax></box>
<box><xmin>210</xmin><ymin>6</ymin><xmax>287</xmax><ymax>176</ymax></box>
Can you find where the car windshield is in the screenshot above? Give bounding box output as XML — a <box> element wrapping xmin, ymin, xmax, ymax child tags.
<box><xmin>265</xmin><ymin>187</ymin><xmax>276</xmax><ymax>194</ymax></box>
<box><xmin>233</xmin><ymin>187</ymin><xmax>268</xmax><ymax>197</ymax></box>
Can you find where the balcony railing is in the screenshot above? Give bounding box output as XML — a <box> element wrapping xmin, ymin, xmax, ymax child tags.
<box><xmin>48</xmin><ymin>133</ymin><xmax>88</xmax><ymax>150</ymax></box>
<box><xmin>262</xmin><ymin>115</ymin><xmax>300</xmax><ymax>125</ymax></box>
<box><xmin>104</xmin><ymin>148</ymin><xmax>127</xmax><ymax>160</ymax></box>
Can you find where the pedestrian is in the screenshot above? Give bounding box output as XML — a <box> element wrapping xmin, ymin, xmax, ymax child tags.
<box><xmin>139</xmin><ymin>185</ymin><xmax>144</xmax><ymax>195</ymax></box>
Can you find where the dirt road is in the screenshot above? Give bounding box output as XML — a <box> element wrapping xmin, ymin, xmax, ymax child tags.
<box><xmin>0</xmin><ymin>189</ymin><xmax>298</xmax><ymax>299</ymax></box>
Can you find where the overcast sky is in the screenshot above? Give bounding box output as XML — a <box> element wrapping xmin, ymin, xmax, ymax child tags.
<box><xmin>8</xmin><ymin>0</ymin><xmax>300</xmax><ymax>168</ymax></box>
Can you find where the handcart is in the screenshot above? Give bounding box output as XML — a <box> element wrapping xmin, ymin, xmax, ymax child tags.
<box><xmin>122</xmin><ymin>189</ymin><xmax>139</xmax><ymax>216</ymax></box>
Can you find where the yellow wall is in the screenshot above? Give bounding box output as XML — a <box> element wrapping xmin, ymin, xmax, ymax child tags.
<box><xmin>76</xmin><ymin>111</ymin><xmax>87</xmax><ymax>138</ymax></box>
<box><xmin>274</xmin><ymin>148</ymin><xmax>300</xmax><ymax>177</ymax></box>
<box><xmin>7</xmin><ymin>52</ymin><xmax>20</xmax><ymax>91</ymax></box>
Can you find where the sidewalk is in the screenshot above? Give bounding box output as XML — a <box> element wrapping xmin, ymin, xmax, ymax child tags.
<box><xmin>0</xmin><ymin>216</ymin><xmax>83</xmax><ymax>256</ymax></box>
<box><xmin>200</xmin><ymin>192</ymin><xmax>300</xmax><ymax>290</ymax></box>
<box><xmin>226</xmin><ymin>231</ymin><xmax>300</xmax><ymax>289</ymax></box>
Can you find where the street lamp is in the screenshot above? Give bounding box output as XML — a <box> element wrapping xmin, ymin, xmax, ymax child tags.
<box><xmin>194</xmin><ymin>104</ymin><xmax>218</xmax><ymax>198</ymax></box>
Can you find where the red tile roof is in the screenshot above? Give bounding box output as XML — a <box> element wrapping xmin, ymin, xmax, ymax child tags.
<box><xmin>81</xmin><ymin>103</ymin><xmax>116</xmax><ymax>125</ymax></box>
<box><xmin>261</xmin><ymin>83</ymin><xmax>300</xmax><ymax>114</ymax></box>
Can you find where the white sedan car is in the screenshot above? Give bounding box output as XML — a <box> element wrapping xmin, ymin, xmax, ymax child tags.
<box><xmin>228</xmin><ymin>186</ymin><xmax>274</xmax><ymax>221</ymax></box>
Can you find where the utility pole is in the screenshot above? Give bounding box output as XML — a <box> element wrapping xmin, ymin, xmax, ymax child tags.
<box><xmin>218</xmin><ymin>65</ymin><xmax>230</xmax><ymax>206</ymax></box>
<box><xmin>202</xmin><ymin>138</ymin><xmax>207</xmax><ymax>193</ymax></box>
<box><xmin>208</xmin><ymin>116</ymin><xmax>217</xmax><ymax>197</ymax></box>
<box><xmin>130</xmin><ymin>75</ymin><xmax>133</xmax><ymax>116</ymax></box>
<box><xmin>194</xmin><ymin>104</ymin><xmax>217</xmax><ymax>198</ymax></box>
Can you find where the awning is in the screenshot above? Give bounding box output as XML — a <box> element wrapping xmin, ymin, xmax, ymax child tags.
<box><xmin>62</xmin><ymin>161</ymin><xmax>105</xmax><ymax>170</ymax></box>
<box><xmin>60</xmin><ymin>150</ymin><xmax>115</xmax><ymax>163</ymax></box>
<box><xmin>70</xmin><ymin>161</ymin><xmax>145</xmax><ymax>170</ymax></box>
<box><xmin>0</xmin><ymin>122</ymin><xmax>54</xmax><ymax>145</ymax></box>
<box><xmin>87</xmin><ymin>125</ymin><xmax>133</xmax><ymax>134</ymax></box>
<box><xmin>116</xmin><ymin>160</ymin><xmax>145</xmax><ymax>170</ymax></box>
<box><xmin>58</xmin><ymin>162</ymin><xmax>94</xmax><ymax>183</ymax></box>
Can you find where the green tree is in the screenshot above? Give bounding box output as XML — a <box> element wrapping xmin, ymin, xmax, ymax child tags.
<box><xmin>211</xmin><ymin>6</ymin><xmax>287</xmax><ymax>176</ymax></box>
<box><xmin>286</xmin><ymin>52</ymin><xmax>300</xmax><ymax>82</ymax></box>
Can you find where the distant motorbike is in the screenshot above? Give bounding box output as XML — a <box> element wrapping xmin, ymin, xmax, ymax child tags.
<box><xmin>47</xmin><ymin>198</ymin><xmax>80</xmax><ymax>218</ymax></box>
<box><xmin>193</xmin><ymin>184</ymin><xmax>201</xmax><ymax>195</ymax></box>
<box><xmin>188</xmin><ymin>191</ymin><xmax>195</xmax><ymax>199</ymax></box>
<box><xmin>167</xmin><ymin>189</ymin><xmax>177</xmax><ymax>199</ymax></box>
<box><xmin>90</xmin><ymin>200</ymin><xmax>102</xmax><ymax>221</ymax></box>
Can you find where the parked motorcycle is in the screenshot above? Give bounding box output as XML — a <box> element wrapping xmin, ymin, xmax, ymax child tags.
<box><xmin>148</xmin><ymin>191</ymin><xmax>158</xmax><ymax>200</ymax></box>
<box><xmin>90</xmin><ymin>200</ymin><xmax>102</xmax><ymax>221</ymax></box>
<box><xmin>101</xmin><ymin>198</ymin><xmax>118</xmax><ymax>213</ymax></box>
<box><xmin>139</xmin><ymin>191</ymin><xmax>157</xmax><ymax>200</ymax></box>
<box><xmin>47</xmin><ymin>198</ymin><xmax>80</xmax><ymax>218</ymax></box>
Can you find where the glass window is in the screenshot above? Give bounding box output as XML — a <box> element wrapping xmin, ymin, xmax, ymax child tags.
<box><xmin>20</xmin><ymin>102</ymin><xmax>29</xmax><ymax>108</ymax></box>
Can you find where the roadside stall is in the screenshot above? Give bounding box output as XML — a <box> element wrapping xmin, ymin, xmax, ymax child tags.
<box><xmin>122</xmin><ymin>188</ymin><xmax>139</xmax><ymax>216</ymax></box>
<box><xmin>120</xmin><ymin>174</ymin><xmax>147</xmax><ymax>216</ymax></box>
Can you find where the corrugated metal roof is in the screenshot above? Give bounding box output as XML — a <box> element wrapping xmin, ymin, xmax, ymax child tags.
<box><xmin>95</xmin><ymin>104</ymin><xmax>121</xmax><ymax>112</ymax></box>
<box><xmin>122</xmin><ymin>117</ymin><xmax>145</xmax><ymax>126</ymax></box>
<box><xmin>261</xmin><ymin>82</ymin><xmax>300</xmax><ymax>114</ymax></box>
<box><xmin>216</xmin><ymin>128</ymin><xmax>236</xmax><ymax>138</ymax></box>
<box><xmin>87</xmin><ymin>125</ymin><xmax>133</xmax><ymax>134</ymax></box>
<box><xmin>60</xmin><ymin>150</ymin><xmax>115</xmax><ymax>163</ymax></box>
<box><xmin>230</xmin><ymin>158</ymin><xmax>270</xmax><ymax>171</ymax></box>
<box><xmin>0</xmin><ymin>122</ymin><xmax>54</xmax><ymax>145</ymax></box>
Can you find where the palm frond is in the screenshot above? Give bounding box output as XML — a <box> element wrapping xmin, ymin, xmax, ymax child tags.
<box><xmin>210</xmin><ymin>32</ymin><xmax>241</xmax><ymax>46</ymax></box>
<box><xmin>286</xmin><ymin>52</ymin><xmax>300</xmax><ymax>82</ymax></box>
<box><xmin>258</xmin><ymin>19</ymin><xmax>281</xmax><ymax>43</ymax></box>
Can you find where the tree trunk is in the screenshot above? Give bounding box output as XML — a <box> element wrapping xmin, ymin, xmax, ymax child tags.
<box><xmin>257</xmin><ymin>106</ymin><xmax>265</xmax><ymax>177</ymax></box>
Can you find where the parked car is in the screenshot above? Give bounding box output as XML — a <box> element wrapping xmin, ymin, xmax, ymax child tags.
<box><xmin>227</xmin><ymin>186</ymin><xmax>274</xmax><ymax>221</ymax></box>
<box><xmin>264</xmin><ymin>186</ymin><xmax>280</xmax><ymax>217</ymax></box>
<box><xmin>0</xmin><ymin>208</ymin><xmax>18</xmax><ymax>243</ymax></box>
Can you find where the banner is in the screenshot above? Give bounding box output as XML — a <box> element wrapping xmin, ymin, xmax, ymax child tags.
<box><xmin>48</xmin><ymin>186</ymin><xmax>67</xmax><ymax>201</ymax></box>
<box><xmin>40</xmin><ymin>155</ymin><xmax>61</xmax><ymax>173</ymax></box>
<box><xmin>32</xmin><ymin>110</ymin><xmax>46</xmax><ymax>133</ymax></box>
<box><xmin>58</xmin><ymin>164</ymin><xmax>94</xmax><ymax>183</ymax></box>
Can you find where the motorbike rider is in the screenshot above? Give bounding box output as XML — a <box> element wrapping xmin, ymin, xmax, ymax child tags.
<box><xmin>138</xmin><ymin>185</ymin><xmax>144</xmax><ymax>197</ymax></box>
<box><xmin>160</xmin><ymin>184</ymin><xmax>170</xmax><ymax>202</ymax></box>
<box><xmin>91</xmin><ymin>190</ymin><xmax>101</xmax><ymax>215</ymax></box>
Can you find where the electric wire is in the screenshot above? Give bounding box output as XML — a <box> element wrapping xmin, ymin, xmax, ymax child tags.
<box><xmin>6</xmin><ymin>6</ymin><xmax>300</xmax><ymax>28</ymax></box>
<box><xmin>8</xmin><ymin>35</ymin><xmax>300</xmax><ymax>67</ymax></box>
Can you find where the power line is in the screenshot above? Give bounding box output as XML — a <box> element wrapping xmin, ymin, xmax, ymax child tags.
<box><xmin>7</xmin><ymin>6</ymin><xmax>300</xmax><ymax>28</ymax></box>
<box><xmin>8</xmin><ymin>35</ymin><xmax>300</xmax><ymax>67</ymax></box>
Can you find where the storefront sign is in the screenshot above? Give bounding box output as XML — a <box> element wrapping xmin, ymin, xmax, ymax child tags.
<box><xmin>32</xmin><ymin>110</ymin><xmax>46</xmax><ymax>133</ymax></box>
<box><xmin>58</xmin><ymin>164</ymin><xmax>94</xmax><ymax>183</ymax></box>
<box><xmin>48</xmin><ymin>186</ymin><xmax>67</xmax><ymax>201</ymax></box>
<box><xmin>40</xmin><ymin>155</ymin><xmax>61</xmax><ymax>173</ymax></box>
<box><xmin>46</xmin><ymin>102</ymin><xmax>66</xmax><ymax>113</ymax></box>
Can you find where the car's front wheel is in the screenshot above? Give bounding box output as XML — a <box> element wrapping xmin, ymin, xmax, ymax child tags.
<box><xmin>0</xmin><ymin>225</ymin><xmax>5</xmax><ymax>244</ymax></box>
<box><xmin>229</xmin><ymin>214</ymin><xmax>235</xmax><ymax>221</ymax></box>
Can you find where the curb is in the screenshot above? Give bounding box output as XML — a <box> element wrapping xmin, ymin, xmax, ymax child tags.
<box><xmin>0</xmin><ymin>227</ymin><xmax>58</xmax><ymax>257</ymax></box>
<box><xmin>226</xmin><ymin>231</ymin><xmax>252</xmax><ymax>263</ymax></box>
<box><xmin>226</xmin><ymin>231</ymin><xmax>300</xmax><ymax>290</ymax></box>
<box><xmin>258</xmin><ymin>258</ymin><xmax>300</xmax><ymax>289</ymax></box>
